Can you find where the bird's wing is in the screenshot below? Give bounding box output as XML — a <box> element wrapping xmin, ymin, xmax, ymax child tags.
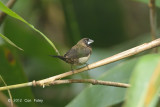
<box><xmin>64</xmin><ymin>46</ymin><xmax>91</xmax><ymax>59</ymax></box>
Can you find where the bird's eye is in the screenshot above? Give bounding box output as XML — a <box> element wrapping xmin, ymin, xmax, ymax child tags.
<box><xmin>83</xmin><ymin>39</ymin><xmax>87</xmax><ymax>43</ymax></box>
<box><xmin>85</xmin><ymin>39</ymin><xmax>89</xmax><ymax>44</ymax></box>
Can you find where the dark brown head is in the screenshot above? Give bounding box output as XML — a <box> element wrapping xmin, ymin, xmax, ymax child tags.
<box><xmin>77</xmin><ymin>38</ymin><xmax>94</xmax><ymax>47</ymax></box>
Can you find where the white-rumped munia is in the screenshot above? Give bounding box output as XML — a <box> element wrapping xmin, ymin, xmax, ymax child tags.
<box><xmin>50</xmin><ymin>38</ymin><xmax>94</xmax><ymax>71</ymax></box>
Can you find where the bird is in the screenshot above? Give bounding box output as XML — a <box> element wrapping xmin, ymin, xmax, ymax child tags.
<box><xmin>50</xmin><ymin>38</ymin><xmax>94</xmax><ymax>72</ymax></box>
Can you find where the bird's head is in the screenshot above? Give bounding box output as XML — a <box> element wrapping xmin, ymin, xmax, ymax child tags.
<box><xmin>77</xmin><ymin>38</ymin><xmax>94</xmax><ymax>47</ymax></box>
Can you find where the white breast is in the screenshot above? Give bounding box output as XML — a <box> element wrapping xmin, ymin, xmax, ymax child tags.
<box><xmin>78</xmin><ymin>54</ymin><xmax>90</xmax><ymax>64</ymax></box>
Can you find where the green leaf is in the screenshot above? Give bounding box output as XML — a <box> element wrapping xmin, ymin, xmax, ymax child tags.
<box><xmin>0</xmin><ymin>46</ymin><xmax>35</xmax><ymax>107</ymax></box>
<box><xmin>4</xmin><ymin>17</ymin><xmax>66</xmax><ymax>79</ymax></box>
<box><xmin>67</xmin><ymin>58</ymin><xmax>139</xmax><ymax>107</ymax></box>
<box><xmin>133</xmin><ymin>0</ymin><xmax>160</xmax><ymax>7</ymax></box>
<box><xmin>143</xmin><ymin>61</ymin><xmax>160</xmax><ymax>107</ymax></box>
<box><xmin>0</xmin><ymin>33</ymin><xmax>23</xmax><ymax>51</ymax></box>
<box><xmin>0</xmin><ymin>1</ymin><xmax>60</xmax><ymax>55</ymax></box>
<box><xmin>124</xmin><ymin>54</ymin><xmax>160</xmax><ymax>107</ymax></box>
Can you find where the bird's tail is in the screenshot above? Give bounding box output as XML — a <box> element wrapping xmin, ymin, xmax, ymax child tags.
<box><xmin>49</xmin><ymin>55</ymin><xmax>66</xmax><ymax>61</ymax></box>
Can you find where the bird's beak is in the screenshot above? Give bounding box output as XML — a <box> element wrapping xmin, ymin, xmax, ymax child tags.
<box><xmin>88</xmin><ymin>39</ymin><xmax>94</xmax><ymax>44</ymax></box>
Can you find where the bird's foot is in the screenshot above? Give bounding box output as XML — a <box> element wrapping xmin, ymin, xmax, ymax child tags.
<box><xmin>71</xmin><ymin>65</ymin><xmax>74</xmax><ymax>74</ymax></box>
<box><xmin>85</xmin><ymin>63</ymin><xmax>90</xmax><ymax>71</ymax></box>
<box><xmin>71</xmin><ymin>70</ymin><xmax>74</xmax><ymax>74</ymax></box>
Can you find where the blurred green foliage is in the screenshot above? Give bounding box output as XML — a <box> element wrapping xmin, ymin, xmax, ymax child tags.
<box><xmin>67</xmin><ymin>58</ymin><xmax>138</xmax><ymax>107</ymax></box>
<box><xmin>124</xmin><ymin>54</ymin><xmax>160</xmax><ymax>107</ymax></box>
<box><xmin>0</xmin><ymin>0</ymin><xmax>160</xmax><ymax>107</ymax></box>
<box><xmin>0</xmin><ymin>0</ymin><xmax>60</xmax><ymax>55</ymax></box>
<box><xmin>0</xmin><ymin>45</ymin><xmax>35</xmax><ymax>107</ymax></box>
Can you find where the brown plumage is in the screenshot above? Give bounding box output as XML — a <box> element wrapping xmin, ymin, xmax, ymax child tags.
<box><xmin>50</xmin><ymin>38</ymin><xmax>94</xmax><ymax>70</ymax></box>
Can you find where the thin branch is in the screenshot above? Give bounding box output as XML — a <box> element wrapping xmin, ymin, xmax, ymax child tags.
<box><xmin>149</xmin><ymin>0</ymin><xmax>157</xmax><ymax>40</ymax></box>
<box><xmin>0</xmin><ymin>75</ymin><xmax>14</xmax><ymax>107</ymax></box>
<box><xmin>0</xmin><ymin>38</ymin><xmax>160</xmax><ymax>91</ymax></box>
<box><xmin>149</xmin><ymin>0</ymin><xmax>157</xmax><ymax>52</ymax></box>
<box><xmin>0</xmin><ymin>0</ymin><xmax>17</xmax><ymax>25</ymax></box>
<box><xmin>0</xmin><ymin>82</ymin><xmax>32</xmax><ymax>91</ymax></box>
<box><xmin>51</xmin><ymin>79</ymin><xmax>130</xmax><ymax>88</ymax></box>
<box><xmin>0</xmin><ymin>79</ymin><xmax>129</xmax><ymax>91</ymax></box>
<box><xmin>36</xmin><ymin>38</ymin><xmax>160</xmax><ymax>86</ymax></box>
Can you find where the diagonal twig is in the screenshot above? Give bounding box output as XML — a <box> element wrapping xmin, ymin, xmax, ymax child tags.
<box><xmin>36</xmin><ymin>38</ymin><xmax>160</xmax><ymax>86</ymax></box>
